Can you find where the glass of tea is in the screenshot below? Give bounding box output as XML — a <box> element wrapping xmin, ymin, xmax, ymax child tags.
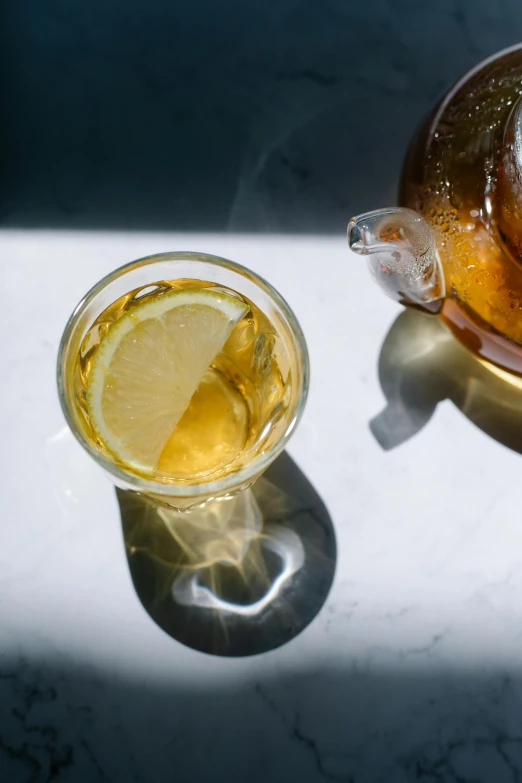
<box><xmin>57</xmin><ymin>252</ymin><xmax>309</xmax><ymax>568</ymax></box>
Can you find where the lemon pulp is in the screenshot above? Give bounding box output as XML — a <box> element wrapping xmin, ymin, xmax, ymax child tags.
<box><xmin>86</xmin><ymin>288</ymin><xmax>248</xmax><ymax>473</ymax></box>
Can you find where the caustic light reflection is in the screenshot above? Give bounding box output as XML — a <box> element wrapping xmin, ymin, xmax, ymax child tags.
<box><xmin>153</xmin><ymin>489</ymin><xmax>305</xmax><ymax>616</ymax></box>
<box><xmin>172</xmin><ymin>525</ymin><xmax>305</xmax><ymax>616</ymax></box>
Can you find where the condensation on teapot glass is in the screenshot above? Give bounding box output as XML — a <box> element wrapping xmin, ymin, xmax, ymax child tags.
<box><xmin>348</xmin><ymin>207</ymin><xmax>445</xmax><ymax>313</ymax></box>
<box><xmin>498</xmin><ymin>97</ymin><xmax>522</xmax><ymax>258</ymax></box>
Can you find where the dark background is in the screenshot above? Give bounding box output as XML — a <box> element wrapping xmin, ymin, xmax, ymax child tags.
<box><xmin>4</xmin><ymin>0</ymin><xmax>522</xmax><ymax>233</ymax></box>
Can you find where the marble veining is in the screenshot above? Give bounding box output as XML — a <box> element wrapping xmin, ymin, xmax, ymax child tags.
<box><xmin>5</xmin><ymin>650</ymin><xmax>522</xmax><ymax>782</ymax></box>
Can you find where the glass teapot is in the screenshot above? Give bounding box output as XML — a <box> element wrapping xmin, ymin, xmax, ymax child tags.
<box><xmin>348</xmin><ymin>44</ymin><xmax>522</xmax><ymax>378</ymax></box>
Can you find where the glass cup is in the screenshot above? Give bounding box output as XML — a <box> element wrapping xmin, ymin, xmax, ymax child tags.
<box><xmin>57</xmin><ymin>252</ymin><xmax>309</xmax><ymax>575</ymax></box>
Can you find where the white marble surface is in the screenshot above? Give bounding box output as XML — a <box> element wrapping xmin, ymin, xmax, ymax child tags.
<box><xmin>3</xmin><ymin>228</ymin><xmax>522</xmax><ymax>782</ymax></box>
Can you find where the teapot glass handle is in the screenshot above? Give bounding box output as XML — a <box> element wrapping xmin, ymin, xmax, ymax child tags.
<box><xmin>348</xmin><ymin>207</ymin><xmax>446</xmax><ymax>312</ymax></box>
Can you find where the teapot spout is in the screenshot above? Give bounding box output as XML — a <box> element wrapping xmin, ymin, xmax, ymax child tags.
<box><xmin>348</xmin><ymin>207</ymin><xmax>445</xmax><ymax>313</ymax></box>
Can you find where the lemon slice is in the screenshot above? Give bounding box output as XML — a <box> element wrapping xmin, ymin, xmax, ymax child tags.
<box><xmin>86</xmin><ymin>288</ymin><xmax>249</xmax><ymax>473</ymax></box>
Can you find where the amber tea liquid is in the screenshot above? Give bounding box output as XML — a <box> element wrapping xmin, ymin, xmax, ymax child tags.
<box><xmin>401</xmin><ymin>48</ymin><xmax>522</xmax><ymax>375</ymax></box>
<box><xmin>74</xmin><ymin>280</ymin><xmax>291</xmax><ymax>483</ymax></box>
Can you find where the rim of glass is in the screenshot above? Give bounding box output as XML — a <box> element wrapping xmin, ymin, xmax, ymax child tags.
<box><xmin>57</xmin><ymin>251</ymin><xmax>310</xmax><ymax>497</ymax></box>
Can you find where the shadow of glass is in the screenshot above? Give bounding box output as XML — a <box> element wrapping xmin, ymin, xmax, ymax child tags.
<box><xmin>372</xmin><ymin>308</ymin><xmax>522</xmax><ymax>453</ymax></box>
<box><xmin>117</xmin><ymin>452</ymin><xmax>336</xmax><ymax>657</ymax></box>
